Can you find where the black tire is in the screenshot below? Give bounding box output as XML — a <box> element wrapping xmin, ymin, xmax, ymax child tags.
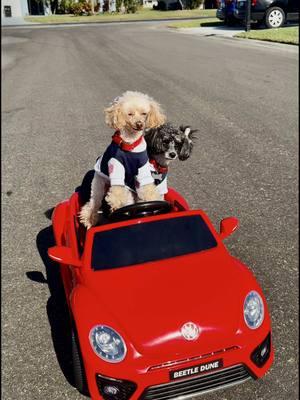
<box><xmin>264</xmin><ymin>6</ymin><xmax>285</xmax><ymax>28</ymax></box>
<box><xmin>71</xmin><ymin>326</ymin><xmax>89</xmax><ymax>396</ymax></box>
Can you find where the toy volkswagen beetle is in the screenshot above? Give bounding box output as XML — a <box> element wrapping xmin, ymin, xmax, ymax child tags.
<box><xmin>48</xmin><ymin>188</ymin><xmax>274</xmax><ymax>400</ymax></box>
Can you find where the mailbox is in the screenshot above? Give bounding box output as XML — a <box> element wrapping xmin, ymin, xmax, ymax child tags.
<box><xmin>4</xmin><ymin>5</ymin><xmax>12</xmax><ymax>17</ymax></box>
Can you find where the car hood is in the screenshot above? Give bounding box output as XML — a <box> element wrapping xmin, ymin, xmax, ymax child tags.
<box><xmin>84</xmin><ymin>248</ymin><xmax>254</xmax><ymax>358</ymax></box>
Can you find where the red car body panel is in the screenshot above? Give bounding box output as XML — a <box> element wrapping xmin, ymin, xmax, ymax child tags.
<box><xmin>49</xmin><ymin>189</ymin><xmax>274</xmax><ymax>400</ymax></box>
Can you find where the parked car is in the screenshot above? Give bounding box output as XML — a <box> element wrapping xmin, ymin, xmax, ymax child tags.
<box><xmin>234</xmin><ymin>0</ymin><xmax>299</xmax><ymax>28</ymax></box>
<box><xmin>48</xmin><ymin>188</ymin><xmax>274</xmax><ymax>400</ymax></box>
<box><xmin>153</xmin><ymin>0</ymin><xmax>182</xmax><ymax>10</ymax></box>
<box><xmin>216</xmin><ymin>0</ymin><xmax>240</xmax><ymax>24</ymax></box>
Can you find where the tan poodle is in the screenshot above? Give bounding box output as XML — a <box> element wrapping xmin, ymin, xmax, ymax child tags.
<box><xmin>79</xmin><ymin>91</ymin><xmax>166</xmax><ymax>229</ymax></box>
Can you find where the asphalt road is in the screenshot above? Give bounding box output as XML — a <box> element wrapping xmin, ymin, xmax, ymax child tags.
<box><xmin>2</xmin><ymin>22</ymin><xmax>298</xmax><ymax>400</ymax></box>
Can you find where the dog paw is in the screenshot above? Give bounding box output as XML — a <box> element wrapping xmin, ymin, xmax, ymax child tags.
<box><xmin>137</xmin><ymin>184</ymin><xmax>160</xmax><ymax>202</ymax></box>
<box><xmin>79</xmin><ymin>204</ymin><xmax>99</xmax><ymax>229</ymax></box>
<box><xmin>89</xmin><ymin>211</ymin><xmax>100</xmax><ymax>227</ymax></box>
<box><xmin>105</xmin><ymin>194</ymin><xmax>122</xmax><ymax>212</ymax></box>
<box><xmin>78</xmin><ymin>210</ymin><xmax>91</xmax><ymax>229</ymax></box>
<box><xmin>105</xmin><ymin>186</ymin><xmax>128</xmax><ymax>211</ymax></box>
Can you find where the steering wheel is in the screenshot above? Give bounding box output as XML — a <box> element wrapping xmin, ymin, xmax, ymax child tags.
<box><xmin>108</xmin><ymin>201</ymin><xmax>172</xmax><ymax>222</ymax></box>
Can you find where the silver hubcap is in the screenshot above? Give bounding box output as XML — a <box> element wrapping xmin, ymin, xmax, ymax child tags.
<box><xmin>268</xmin><ymin>10</ymin><xmax>283</xmax><ymax>27</ymax></box>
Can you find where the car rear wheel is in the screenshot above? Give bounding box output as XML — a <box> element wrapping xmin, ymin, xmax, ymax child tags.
<box><xmin>265</xmin><ymin>7</ymin><xmax>285</xmax><ymax>28</ymax></box>
<box><xmin>71</xmin><ymin>326</ymin><xmax>89</xmax><ymax>396</ymax></box>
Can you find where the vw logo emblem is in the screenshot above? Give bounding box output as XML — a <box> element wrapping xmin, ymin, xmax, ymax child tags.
<box><xmin>181</xmin><ymin>322</ymin><xmax>200</xmax><ymax>341</ymax></box>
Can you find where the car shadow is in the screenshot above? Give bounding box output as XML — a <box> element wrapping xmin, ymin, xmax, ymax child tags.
<box><xmin>27</xmin><ymin>224</ymin><xmax>75</xmax><ymax>388</ymax></box>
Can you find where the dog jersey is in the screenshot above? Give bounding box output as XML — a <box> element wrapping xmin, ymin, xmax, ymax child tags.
<box><xmin>94</xmin><ymin>138</ymin><xmax>154</xmax><ymax>191</ymax></box>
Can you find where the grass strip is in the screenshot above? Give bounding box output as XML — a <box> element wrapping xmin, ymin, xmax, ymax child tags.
<box><xmin>25</xmin><ymin>8</ymin><xmax>216</xmax><ymax>24</ymax></box>
<box><xmin>235</xmin><ymin>26</ymin><xmax>299</xmax><ymax>45</ymax></box>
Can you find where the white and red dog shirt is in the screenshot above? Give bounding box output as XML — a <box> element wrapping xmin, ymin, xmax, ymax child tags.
<box><xmin>94</xmin><ymin>132</ymin><xmax>168</xmax><ymax>196</ymax></box>
<box><xmin>94</xmin><ymin>132</ymin><xmax>154</xmax><ymax>192</ymax></box>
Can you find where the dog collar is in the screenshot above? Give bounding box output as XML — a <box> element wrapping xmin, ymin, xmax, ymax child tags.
<box><xmin>112</xmin><ymin>131</ymin><xmax>143</xmax><ymax>151</ymax></box>
<box><xmin>149</xmin><ymin>159</ymin><xmax>168</xmax><ymax>174</ymax></box>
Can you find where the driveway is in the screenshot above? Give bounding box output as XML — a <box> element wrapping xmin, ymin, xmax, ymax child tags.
<box><xmin>173</xmin><ymin>24</ymin><xmax>246</xmax><ymax>37</ymax></box>
<box><xmin>2</xmin><ymin>22</ymin><xmax>298</xmax><ymax>400</ymax></box>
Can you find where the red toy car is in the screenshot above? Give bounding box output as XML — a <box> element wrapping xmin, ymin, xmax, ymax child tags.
<box><xmin>48</xmin><ymin>188</ymin><xmax>274</xmax><ymax>400</ymax></box>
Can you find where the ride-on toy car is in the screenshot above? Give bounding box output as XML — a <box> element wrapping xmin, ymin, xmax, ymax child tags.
<box><xmin>48</xmin><ymin>188</ymin><xmax>274</xmax><ymax>400</ymax></box>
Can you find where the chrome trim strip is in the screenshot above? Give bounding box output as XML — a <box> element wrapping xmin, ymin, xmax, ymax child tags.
<box><xmin>148</xmin><ymin>346</ymin><xmax>239</xmax><ymax>371</ymax></box>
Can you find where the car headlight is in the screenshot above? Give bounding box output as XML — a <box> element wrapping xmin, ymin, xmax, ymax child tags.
<box><xmin>89</xmin><ymin>325</ymin><xmax>127</xmax><ymax>363</ymax></box>
<box><xmin>244</xmin><ymin>291</ymin><xmax>264</xmax><ymax>329</ymax></box>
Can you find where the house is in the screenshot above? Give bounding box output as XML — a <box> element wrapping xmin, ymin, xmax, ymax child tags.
<box><xmin>2</xmin><ymin>0</ymin><xmax>29</xmax><ymax>18</ymax></box>
<box><xmin>2</xmin><ymin>0</ymin><xmax>53</xmax><ymax>18</ymax></box>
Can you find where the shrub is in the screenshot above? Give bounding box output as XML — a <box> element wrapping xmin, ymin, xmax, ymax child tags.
<box><xmin>71</xmin><ymin>0</ymin><xmax>92</xmax><ymax>15</ymax></box>
<box><xmin>57</xmin><ymin>0</ymin><xmax>76</xmax><ymax>13</ymax></box>
<box><xmin>185</xmin><ymin>0</ymin><xmax>204</xmax><ymax>8</ymax></box>
<box><xmin>116</xmin><ymin>0</ymin><xmax>123</xmax><ymax>11</ymax></box>
<box><xmin>123</xmin><ymin>0</ymin><xmax>139</xmax><ymax>13</ymax></box>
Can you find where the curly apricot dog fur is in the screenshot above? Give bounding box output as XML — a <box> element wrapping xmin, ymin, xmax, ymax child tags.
<box><xmin>79</xmin><ymin>91</ymin><xmax>166</xmax><ymax>229</ymax></box>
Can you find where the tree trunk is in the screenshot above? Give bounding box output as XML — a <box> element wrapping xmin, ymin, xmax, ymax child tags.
<box><xmin>178</xmin><ymin>0</ymin><xmax>184</xmax><ymax>9</ymax></box>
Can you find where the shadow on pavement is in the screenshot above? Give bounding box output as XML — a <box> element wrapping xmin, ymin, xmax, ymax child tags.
<box><xmin>27</xmin><ymin>225</ymin><xmax>75</xmax><ymax>388</ymax></box>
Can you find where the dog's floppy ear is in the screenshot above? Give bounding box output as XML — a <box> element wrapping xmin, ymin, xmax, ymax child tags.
<box><xmin>178</xmin><ymin>126</ymin><xmax>197</xmax><ymax>161</ymax></box>
<box><xmin>178</xmin><ymin>139</ymin><xmax>193</xmax><ymax>161</ymax></box>
<box><xmin>180</xmin><ymin>125</ymin><xmax>198</xmax><ymax>141</ymax></box>
<box><xmin>146</xmin><ymin>101</ymin><xmax>166</xmax><ymax>129</ymax></box>
<box><xmin>104</xmin><ymin>103</ymin><xmax>127</xmax><ymax>130</ymax></box>
<box><xmin>144</xmin><ymin>128</ymin><xmax>164</xmax><ymax>154</ymax></box>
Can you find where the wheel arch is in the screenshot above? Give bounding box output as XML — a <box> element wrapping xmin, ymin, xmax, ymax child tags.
<box><xmin>267</xmin><ymin>1</ymin><xmax>288</xmax><ymax>14</ymax></box>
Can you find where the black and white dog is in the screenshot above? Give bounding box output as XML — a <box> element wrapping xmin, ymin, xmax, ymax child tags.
<box><xmin>145</xmin><ymin>122</ymin><xmax>197</xmax><ymax>199</ymax></box>
<box><xmin>77</xmin><ymin>122</ymin><xmax>196</xmax><ymax>213</ymax></box>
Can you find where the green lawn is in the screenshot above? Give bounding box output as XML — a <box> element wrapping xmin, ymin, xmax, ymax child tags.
<box><xmin>168</xmin><ymin>18</ymin><xmax>299</xmax><ymax>45</ymax></box>
<box><xmin>235</xmin><ymin>26</ymin><xmax>299</xmax><ymax>45</ymax></box>
<box><xmin>168</xmin><ymin>17</ymin><xmax>222</xmax><ymax>28</ymax></box>
<box><xmin>25</xmin><ymin>8</ymin><xmax>216</xmax><ymax>24</ymax></box>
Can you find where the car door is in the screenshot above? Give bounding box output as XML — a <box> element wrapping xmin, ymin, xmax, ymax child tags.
<box><xmin>61</xmin><ymin>193</ymin><xmax>83</xmax><ymax>305</ymax></box>
<box><xmin>287</xmin><ymin>0</ymin><xmax>299</xmax><ymax>15</ymax></box>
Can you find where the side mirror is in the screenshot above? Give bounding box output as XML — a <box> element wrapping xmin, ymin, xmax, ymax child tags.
<box><xmin>220</xmin><ymin>217</ymin><xmax>239</xmax><ymax>240</ymax></box>
<box><xmin>48</xmin><ymin>246</ymin><xmax>81</xmax><ymax>268</ymax></box>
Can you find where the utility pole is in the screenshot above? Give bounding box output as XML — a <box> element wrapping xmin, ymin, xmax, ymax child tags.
<box><xmin>245</xmin><ymin>0</ymin><xmax>251</xmax><ymax>31</ymax></box>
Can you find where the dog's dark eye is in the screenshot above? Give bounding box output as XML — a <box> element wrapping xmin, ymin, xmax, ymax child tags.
<box><xmin>141</xmin><ymin>112</ymin><xmax>147</xmax><ymax>116</ymax></box>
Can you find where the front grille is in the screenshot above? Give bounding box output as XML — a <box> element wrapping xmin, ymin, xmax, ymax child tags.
<box><xmin>141</xmin><ymin>364</ymin><xmax>251</xmax><ymax>400</ymax></box>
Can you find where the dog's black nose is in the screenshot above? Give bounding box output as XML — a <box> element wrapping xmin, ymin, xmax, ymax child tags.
<box><xmin>169</xmin><ymin>152</ymin><xmax>176</xmax><ymax>158</ymax></box>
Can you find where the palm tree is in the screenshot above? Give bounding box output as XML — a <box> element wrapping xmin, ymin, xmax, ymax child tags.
<box><xmin>90</xmin><ymin>0</ymin><xmax>94</xmax><ymax>13</ymax></box>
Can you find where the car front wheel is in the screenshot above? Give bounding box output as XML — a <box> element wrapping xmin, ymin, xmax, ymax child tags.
<box><xmin>265</xmin><ymin>7</ymin><xmax>285</xmax><ymax>28</ymax></box>
<box><xmin>71</xmin><ymin>326</ymin><xmax>89</xmax><ymax>396</ymax></box>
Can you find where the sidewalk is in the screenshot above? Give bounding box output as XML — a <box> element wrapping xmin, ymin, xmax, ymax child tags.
<box><xmin>1</xmin><ymin>16</ymin><xmax>39</xmax><ymax>26</ymax></box>
<box><xmin>176</xmin><ymin>25</ymin><xmax>245</xmax><ymax>37</ymax></box>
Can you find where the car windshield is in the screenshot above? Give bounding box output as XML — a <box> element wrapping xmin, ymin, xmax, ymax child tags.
<box><xmin>91</xmin><ymin>215</ymin><xmax>218</xmax><ymax>271</ymax></box>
